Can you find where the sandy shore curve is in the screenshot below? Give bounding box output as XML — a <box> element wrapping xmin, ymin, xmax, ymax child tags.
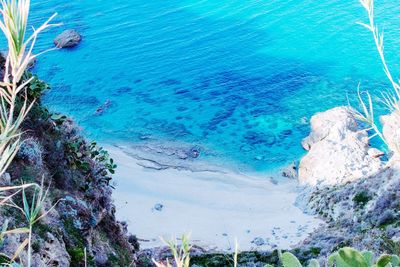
<box><xmin>106</xmin><ymin>143</ymin><xmax>323</xmax><ymax>251</ymax></box>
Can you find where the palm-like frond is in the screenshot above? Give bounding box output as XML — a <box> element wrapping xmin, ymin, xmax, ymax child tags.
<box><xmin>356</xmin><ymin>0</ymin><xmax>400</xmax><ymax>150</ymax></box>
<box><xmin>0</xmin><ymin>0</ymin><xmax>59</xmax><ymax>178</ymax></box>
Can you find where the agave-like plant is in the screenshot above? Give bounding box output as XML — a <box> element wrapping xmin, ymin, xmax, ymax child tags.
<box><xmin>0</xmin><ymin>1</ymin><xmax>60</xmax><ymax>266</ymax></box>
<box><xmin>0</xmin><ymin>0</ymin><xmax>59</xmax><ymax>177</ymax></box>
<box><xmin>0</xmin><ymin>182</ymin><xmax>36</xmax><ymax>266</ymax></box>
<box><xmin>355</xmin><ymin>0</ymin><xmax>400</xmax><ymax>154</ymax></box>
<box><xmin>0</xmin><ymin>179</ymin><xmax>61</xmax><ymax>266</ymax></box>
<box><xmin>153</xmin><ymin>235</ymin><xmax>192</xmax><ymax>267</ymax></box>
<box><xmin>153</xmin><ymin>236</ymin><xmax>242</xmax><ymax>267</ymax></box>
<box><xmin>358</xmin><ymin>0</ymin><xmax>400</xmax><ymax>102</ymax></box>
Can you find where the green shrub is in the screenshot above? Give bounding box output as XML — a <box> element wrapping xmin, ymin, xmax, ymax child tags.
<box><xmin>158</xmin><ymin>236</ymin><xmax>400</xmax><ymax>267</ymax></box>
<box><xmin>25</xmin><ymin>73</ymin><xmax>50</xmax><ymax>99</ymax></box>
<box><xmin>353</xmin><ymin>190</ymin><xmax>372</xmax><ymax>206</ymax></box>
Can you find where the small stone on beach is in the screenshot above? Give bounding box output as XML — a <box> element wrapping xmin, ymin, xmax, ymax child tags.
<box><xmin>281</xmin><ymin>162</ymin><xmax>298</xmax><ymax>179</ymax></box>
<box><xmin>153</xmin><ymin>203</ymin><xmax>164</xmax><ymax>212</ymax></box>
<box><xmin>251</xmin><ymin>237</ymin><xmax>265</xmax><ymax>246</ymax></box>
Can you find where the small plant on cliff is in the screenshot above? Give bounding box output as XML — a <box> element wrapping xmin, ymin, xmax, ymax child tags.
<box><xmin>153</xmin><ymin>235</ymin><xmax>192</xmax><ymax>267</ymax></box>
<box><xmin>64</xmin><ymin>140</ymin><xmax>116</xmax><ymax>190</ymax></box>
<box><xmin>0</xmin><ymin>181</ymin><xmax>58</xmax><ymax>266</ymax></box>
<box><xmin>353</xmin><ymin>190</ymin><xmax>372</xmax><ymax>207</ymax></box>
<box><xmin>89</xmin><ymin>141</ymin><xmax>117</xmax><ymax>175</ymax></box>
<box><xmin>153</xmin><ymin>236</ymin><xmax>242</xmax><ymax>267</ymax></box>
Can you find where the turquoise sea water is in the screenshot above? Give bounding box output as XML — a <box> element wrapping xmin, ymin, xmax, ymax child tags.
<box><xmin>26</xmin><ymin>0</ymin><xmax>400</xmax><ymax>171</ymax></box>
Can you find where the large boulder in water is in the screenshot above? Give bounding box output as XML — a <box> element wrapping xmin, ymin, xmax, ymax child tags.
<box><xmin>54</xmin><ymin>29</ymin><xmax>82</xmax><ymax>48</ymax></box>
<box><xmin>299</xmin><ymin>106</ymin><xmax>383</xmax><ymax>186</ymax></box>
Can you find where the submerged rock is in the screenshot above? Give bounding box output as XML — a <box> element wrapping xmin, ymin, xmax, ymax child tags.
<box><xmin>188</xmin><ymin>146</ymin><xmax>201</xmax><ymax>158</ymax></box>
<box><xmin>298</xmin><ymin>106</ymin><xmax>383</xmax><ymax>186</ymax></box>
<box><xmin>54</xmin><ymin>29</ymin><xmax>82</xmax><ymax>48</ymax></box>
<box><xmin>95</xmin><ymin>99</ymin><xmax>112</xmax><ymax>115</ymax></box>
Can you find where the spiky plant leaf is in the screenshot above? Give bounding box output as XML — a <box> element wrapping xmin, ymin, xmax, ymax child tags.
<box><xmin>377</xmin><ymin>255</ymin><xmax>394</xmax><ymax>267</ymax></box>
<box><xmin>10</xmin><ymin>237</ymin><xmax>28</xmax><ymax>262</ymax></box>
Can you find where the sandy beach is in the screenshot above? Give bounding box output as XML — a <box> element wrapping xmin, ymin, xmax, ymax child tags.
<box><xmin>106</xmin><ymin>143</ymin><xmax>323</xmax><ymax>251</ymax></box>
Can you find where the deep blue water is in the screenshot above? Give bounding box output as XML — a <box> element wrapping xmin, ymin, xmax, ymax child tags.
<box><xmin>24</xmin><ymin>0</ymin><xmax>400</xmax><ymax>171</ymax></box>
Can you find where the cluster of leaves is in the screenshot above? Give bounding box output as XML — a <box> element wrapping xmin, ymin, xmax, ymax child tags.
<box><xmin>157</xmin><ymin>235</ymin><xmax>400</xmax><ymax>267</ymax></box>
<box><xmin>280</xmin><ymin>247</ymin><xmax>399</xmax><ymax>267</ymax></box>
<box><xmin>64</xmin><ymin>139</ymin><xmax>117</xmax><ymax>190</ymax></box>
<box><xmin>50</xmin><ymin>113</ymin><xmax>68</xmax><ymax>129</ymax></box>
<box><xmin>353</xmin><ymin>190</ymin><xmax>372</xmax><ymax>207</ymax></box>
<box><xmin>24</xmin><ymin>73</ymin><xmax>50</xmax><ymax>100</ymax></box>
<box><xmin>64</xmin><ymin>139</ymin><xmax>91</xmax><ymax>173</ymax></box>
<box><xmin>89</xmin><ymin>141</ymin><xmax>117</xmax><ymax>175</ymax></box>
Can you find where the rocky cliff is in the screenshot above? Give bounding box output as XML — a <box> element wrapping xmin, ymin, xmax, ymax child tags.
<box><xmin>298</xmin><ymin>107</ymin><xmax>400</xmax><ymax>260</ymax></box>
<box><xmin>0</xmin><ymin>72</ymin><xmax>138</xmax><ymax>266</ymax></box>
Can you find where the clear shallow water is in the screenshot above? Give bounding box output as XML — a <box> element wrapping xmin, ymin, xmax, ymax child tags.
<box><xmin>24</xmin><ymin>0</ymin><xmax>400</xmax><ymax>171</ymax></box>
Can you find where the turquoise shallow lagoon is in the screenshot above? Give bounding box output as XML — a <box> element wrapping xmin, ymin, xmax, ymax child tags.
<box><xmin>27</xmin><ymin>0</ymin><xmax>400</xmax><ymax>171</ymax></box>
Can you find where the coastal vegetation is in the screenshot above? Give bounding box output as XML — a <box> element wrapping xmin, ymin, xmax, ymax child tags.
<box><xmin>0</xmin><ymin>0</ymin><xmax>59</xmax><ymax>265</ymax></box>
<box><xmin>0</xmin><ymin>0</ymin><xmax>57</xmax><ymax>177</ymax></box>
<box><xmin>0</xmin><ymin>0</ymin><xmax>136</xmax><ymax>266</ymax></box>
<box><xmin>150</xmin><ymin>236</ymin><xmax>400</xmax><ymax>267</ymax></box>
<box><xmin>0</xmin><ymin>0</ymin><xmax>400</xmax><ymax>266</ymax></box>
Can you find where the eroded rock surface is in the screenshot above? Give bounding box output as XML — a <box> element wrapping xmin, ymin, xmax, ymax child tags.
<box><xmin>297</xmin><ymin>107</ymin><xmax>400</xmax><ymax>258</ymax></box>
<box><xmin>300</xmin><ymin>160</ymin><xmax>400</xmax><ymax>257</ymax></box>
<box><xmin>381</xmin><ymin>112</ymin><xmax>400</xmax><ymax>155</ymax></box>
<box><xmin>299</xmin><ymin>106</ymin><xmax>383</xmax><ymax>186</ymax></box>
<box><xmin>32</xmin><ymin>233</ymin><xmax>71</xmax><ymax>267</ymax></box>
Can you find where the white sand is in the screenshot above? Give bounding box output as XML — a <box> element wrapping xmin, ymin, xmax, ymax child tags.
<box><xmin>106</xmin><ymin>144</ymin><xmax>323</xmax><ymax>251</ymax></box>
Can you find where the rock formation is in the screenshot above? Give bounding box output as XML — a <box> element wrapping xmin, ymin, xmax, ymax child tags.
<box><xmin>298</xmin><ymin>106</ymin><xmax>383</xmax><ymax>186</ymax></box>
<box><xmin>381</xmin><ymin>111</ymin><xmax>400</xmax><ymax>156</ymax></box>
<box><xmin>54</xmin><ymin>29</ymin><xmax>82</xmax><ymax>48</ymax></box>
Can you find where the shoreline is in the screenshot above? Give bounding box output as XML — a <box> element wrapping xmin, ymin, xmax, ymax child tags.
<box><xmin>106</xmin><ymin>142</ymin><xmax>323</xmax><ymax>251</ymax></box>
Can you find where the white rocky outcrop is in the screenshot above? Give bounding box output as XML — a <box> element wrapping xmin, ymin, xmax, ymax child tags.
<box><xmin>381</xmin><ymin>112</ymin><xmax>400</xmax><ymax>155</ymax></box>
<box><xmin>298</xmin><ymin>106</ymin><xmax>383</xmax><ymax>186</ymax></box>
